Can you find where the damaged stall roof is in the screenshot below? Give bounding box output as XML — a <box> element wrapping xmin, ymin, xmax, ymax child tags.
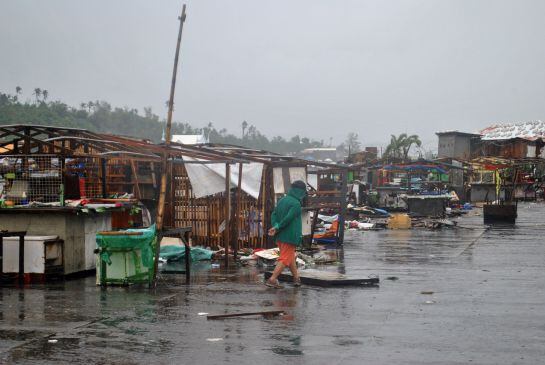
<box><xmin>480</xmin><ymin>120</ymin><xmax>545</xmax><ymax>141</ymax></box>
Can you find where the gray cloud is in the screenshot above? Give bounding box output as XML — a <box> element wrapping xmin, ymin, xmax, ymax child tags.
<box><xmin>2</xmin><ymin>0</ymin><xmax>545</xmax><ymax>151</ymax></box>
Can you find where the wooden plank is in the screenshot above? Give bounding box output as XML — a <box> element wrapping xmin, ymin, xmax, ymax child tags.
<box><xmin>207</xmin><ymin>310</ymin><xmax>285</xmax><ymax>320</ymax></box>
<box><xmin>97</xmin><ymin>231</ymin><xmax>143</xmax><ymax>236</ymax></box>
<box><xmin>264</xmin><ymin>271</ymin><xmax>379</xmax><ymax>287</ymax></box>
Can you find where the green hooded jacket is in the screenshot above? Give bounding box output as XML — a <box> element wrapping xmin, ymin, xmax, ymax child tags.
<box><xmin>271</xmin><ymin>187</ymin><xmax>306</xmax><ymax>246</ymax></box>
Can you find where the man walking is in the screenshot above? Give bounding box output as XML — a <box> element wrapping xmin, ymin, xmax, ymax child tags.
<box><xmin>265</xmin><ymin>180</ymin><xmax>307</xmax><ymax>288</ymax></box>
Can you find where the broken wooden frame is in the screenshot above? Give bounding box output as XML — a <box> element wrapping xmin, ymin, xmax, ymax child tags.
<box><xmin>0</xmin><ymin>125</ymin><xmax>350</xmax><ymax>251</ymax></box>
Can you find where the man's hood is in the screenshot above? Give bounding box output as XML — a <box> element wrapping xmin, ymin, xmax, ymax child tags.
<box><xmin>287</xmin><ymin>187</ymin><xmax>307</xmax><ymax>202</ymax></box>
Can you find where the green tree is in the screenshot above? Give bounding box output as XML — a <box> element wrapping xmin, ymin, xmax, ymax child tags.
<box><xmin>345</xmin><ymin>132</ymin><xmax>361</xmax><ymax>154</ymax></box>
<box><xmin>0</xmin><ymin>88</ymin><xmax>325</xmax><ymax>155</ymax></box>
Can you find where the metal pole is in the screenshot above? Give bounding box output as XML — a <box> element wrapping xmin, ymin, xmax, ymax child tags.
<box><xmin>153</xmin><ymin>3</ymin><xmax>187</xmax><ymax>287</ymax></box>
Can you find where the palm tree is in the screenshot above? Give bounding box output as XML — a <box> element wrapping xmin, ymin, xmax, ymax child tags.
<box><xmin>15</xmin><ymin>86</ymin><xmax>22</xmax><ymax>95</ymax></box>
<box><xmin>401</xmin><ymin>134</ymin><xmax>422</xmax><ymax>160</ymax></box>
<box><xmin>80</xmin><ymin>102</ymin><xmax>87</xmax><ymax>110</ymax></box>
<box><xmin>42</xmin><ymin>89</ymin><xmax>49</xmax><ymax>102</ymax></box>
<box><xmin>383</xmin><ymin>133</ymin><xmax>422</xmax><ymax>161</ymax></box>
<box><xmin>241</xmin><ymin>120</ymin><xmax>248</xmax><ymax>138</ymax></box>
<box><xmin>247</xmin><ymin>125</ymin><xmax>257</xmax><ymax>138</ymax></box>
<box><xmin>33</xmin><ymin>88</ymin><xmax>42</xmax><ymax>103</ymax></box>
<box><xmin>88</xmin><ymin>101</ymin><xmax>94</xmax><ymax>112</ymax></box>
<box><xmin>383</xmin><ymin>134</ymin><xmax>405</xmax><ymax>160</ymax></box>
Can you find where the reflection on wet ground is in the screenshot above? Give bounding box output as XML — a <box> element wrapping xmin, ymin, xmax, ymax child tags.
<box><xmin>1</xmin><ymin>203</ymin><xmax>545</xmax><ymax>364</ymax></box>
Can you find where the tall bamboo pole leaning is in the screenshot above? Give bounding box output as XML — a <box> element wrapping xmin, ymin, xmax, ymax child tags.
<box><xmin>153</xmin><ymin>4</ymin><xmax>187</xmax><ymax>287</ymax></box>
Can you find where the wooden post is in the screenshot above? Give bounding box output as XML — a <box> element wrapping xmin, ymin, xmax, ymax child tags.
<box><xmin>310</xmin><ymin>208</ymin><xmax>319</xmax><ymax>245</ymax></box>
<box><xmin>153</xmin><ymin>4</ymin><xmax>187</xmax><ymax>287</ymax></box>
<box><xmin>233</xmin><ymin>163</ymin><xmax>243</xmax><ymax>259</ymax></box>
<box><xmin>263</xmin><ymin>166</ymin><xmax>272</xmax><ymax>248</ymax></box>
<box><xmin>100</xmin><ymin>158</ymin><xmax>107</xmax><ymax>198</ymax></box>
<box><xmin>18</xmin><ymin>235</ymin><xmax>24</xmax><ymax>286</ymax></box>
<box><xmin>337</xmin><ymin>170</ymin><xmax>348</xmax><ymax>245</ymax></box>
<box><xmin>130</xmin><ymin>160</ymin><xmax>141</xmax><ymax>200</ymax></box>
<box><xmin>224</xmin><ymin>163</ymin><xmax>231</xmax><ymax>267</ymax></box>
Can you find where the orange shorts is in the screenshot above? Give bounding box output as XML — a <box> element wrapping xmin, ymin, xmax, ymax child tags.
<box><xmin>277</xmin><ymin>241</ymin><xmax>296</xmax><ymax>266</ymax></box>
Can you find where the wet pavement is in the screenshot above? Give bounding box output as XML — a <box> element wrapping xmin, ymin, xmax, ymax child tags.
<box><xmin>1</xmin><ymin>202</ymin><xmax>545</xmax><ymax>364</ymax></box>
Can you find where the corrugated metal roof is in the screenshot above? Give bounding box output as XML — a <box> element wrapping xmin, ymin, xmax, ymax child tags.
<box><xmin>171</xmin><ymin>134</ymin><xmax>209</xmax><ymax>145</ymax></box>
<box><xmin>480</xmin><ymin>121</ymin><xmax>545</xmax><ymax>141</ymax></box>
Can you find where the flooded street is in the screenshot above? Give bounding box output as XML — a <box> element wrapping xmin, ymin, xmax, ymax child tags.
<box><xmin>1</xmin><ymin>202</ymin><xmax>544</xmax><ymax>364</ymax></box>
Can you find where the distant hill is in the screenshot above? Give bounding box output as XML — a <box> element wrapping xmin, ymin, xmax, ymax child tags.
<box><xmin>0</xmin><ymin>90</ymin><xmax>324</xmax><ymax>154</ymax></box>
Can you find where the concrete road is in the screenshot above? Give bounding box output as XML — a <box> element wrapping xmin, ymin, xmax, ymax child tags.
<box><xmin>1</xmin><ymin>203</ymin><xmax>544</xmax><ymax>364</ymax></box>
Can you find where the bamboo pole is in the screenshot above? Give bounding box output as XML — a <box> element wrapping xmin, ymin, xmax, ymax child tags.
<box><xmin>153</xmin><ymin>4</ymin><xmax>187</xmax><ymax>287</ymax></box>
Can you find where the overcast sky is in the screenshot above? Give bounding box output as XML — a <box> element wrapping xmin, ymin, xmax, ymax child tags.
<box><xmin>2</xmin><ymin>0</ymin><xmax>545</xmax><ymax>151</ymax></box>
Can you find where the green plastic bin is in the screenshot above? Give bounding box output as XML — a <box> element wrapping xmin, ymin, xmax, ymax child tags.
<box><xmin>96</xmin><ymin>224</ymin><xmax>157</xmax><ymax>286</ymax></box>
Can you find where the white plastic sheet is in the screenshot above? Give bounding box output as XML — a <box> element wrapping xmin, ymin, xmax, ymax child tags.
<box><xmin>273</xmin><ymin>167</ymin><xmax>307</xmax><ymax>194</ymax></box>
<box><xmin>183</xmin><ymin>157</ymin><xmax>264</xmax><ymax>199</ymax></box>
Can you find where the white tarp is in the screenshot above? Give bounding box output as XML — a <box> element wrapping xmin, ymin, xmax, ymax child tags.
<box><xmin>273</xmin><ymin>167</ymin><xmax>307</xmax><ymax>194</ymax></box>
<box><xmin>307</xmin><ymin>174</ymin><xmax>318</xmax><ymax>190</ymax></box>
<box><xmin>183</xmin><ymin>157</ymin><xmax>264</xmax><ymax>199</ymax></box>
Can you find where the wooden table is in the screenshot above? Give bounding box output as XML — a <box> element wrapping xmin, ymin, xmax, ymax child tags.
<box><xmin>161</xmin><ymin>227</ymin><xmax>192</xmax><ymax>283</ymax></box>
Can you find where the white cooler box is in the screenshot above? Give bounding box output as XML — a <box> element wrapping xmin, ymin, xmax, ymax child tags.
<box><xmin>2</xmin><ymin>235</ymin><xmax>64</xmax><ymax>277</ymax></box>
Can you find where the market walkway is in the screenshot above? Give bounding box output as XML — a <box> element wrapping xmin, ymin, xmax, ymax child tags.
<box><xmin>1</xmin><ymin>203</ymin><xmax>544</xmax><ymax>364</ymax></box>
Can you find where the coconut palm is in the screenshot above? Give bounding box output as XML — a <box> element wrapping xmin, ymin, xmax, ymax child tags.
<box><xmin>42</xmin><ymin>89</ymin><xmax>49</xmax><ymax>102</ymax></box>
<box><xmin>15</xmin><ymin>86</ymin><xmax>22</xmax><ymax>95</ymax></box>
<box><xmin>242</xmin><ymin>120</ymin><xmax>248</xmax><ymax>138</ymax></box>
<box><xmin>383</xmin><ymin>133</ymin><xmax>422</xmax><ymax>161</ymax></box>
<box><xmin>383</xmin><ymin>133</ymin><xmax>406</xmax><ymax>160</ymax></box>
<box><xmin>401</xmin><ymin>134</ymin><xmax>422</xmax><ymax>160</ymax></box>
<box><xmin>33</xmin><ymin>88</ymin><xmax>42</xmax><ymax>103</ymax></box>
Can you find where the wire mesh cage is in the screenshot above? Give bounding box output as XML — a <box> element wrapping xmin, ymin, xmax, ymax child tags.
<box><xmin>0</xmin><ymin>154</ymin><xmax>111</xmax><ymax>205</ymax></box>
<box><xmin>0</xmin><ymin>155</ymin><xmax>63</xmax><ymax>204</ymax></box>
<box><xmin>65</xmin><ymin>157</ymin><xmax>103</xmax><ymax>199</ymax></box>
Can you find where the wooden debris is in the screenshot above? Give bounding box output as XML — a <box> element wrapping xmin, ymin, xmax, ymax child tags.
<box><xmin>264</xmin><ymin>270</ymin><xmax>379</xmax><ymax>287</ymax></box>
<box><xmin>207</xmin><ymin>310</ymin><xmax>285</xmax><ymax>320</ymax></box>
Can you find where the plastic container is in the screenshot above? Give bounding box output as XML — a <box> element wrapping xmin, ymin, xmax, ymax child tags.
<box><xmin>387</xmin><ymin>214</ymin><xmax>412</xmax><ymax>229</ymax></box>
